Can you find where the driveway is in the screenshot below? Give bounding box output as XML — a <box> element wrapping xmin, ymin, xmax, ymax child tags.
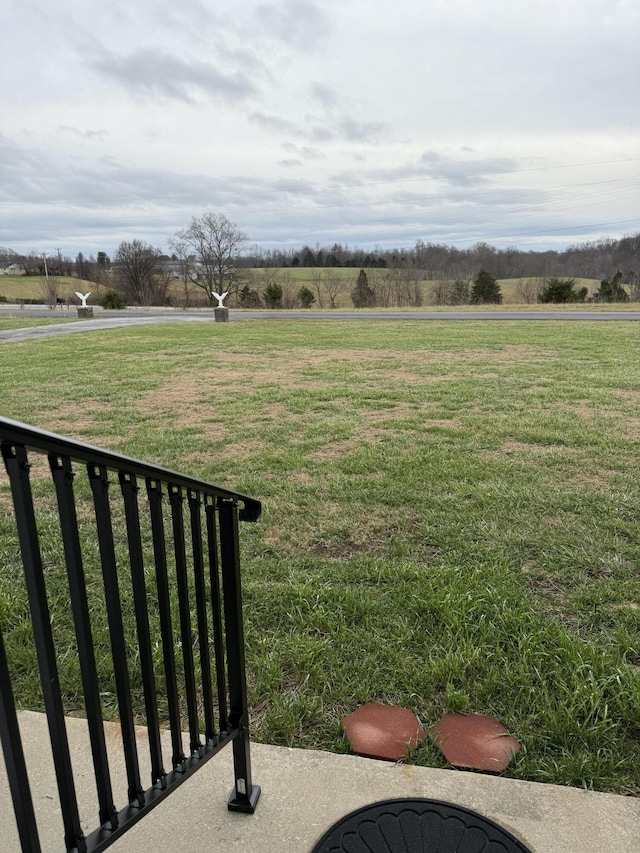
<box><xmin>1</xmin><ymin>305</ymin><xmax>640</xmax><ymax>344</ymax></box>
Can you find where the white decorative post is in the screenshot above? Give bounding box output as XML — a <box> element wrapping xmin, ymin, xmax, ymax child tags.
<box><xmin>213</xmin><ymin>290</ymin><xmax>229</xmax><ymax>322</ymax></box>
<box><xmin>75</xmin><ymin>292</ymin><xmax>93</xmax><ymax>318</ymax></box>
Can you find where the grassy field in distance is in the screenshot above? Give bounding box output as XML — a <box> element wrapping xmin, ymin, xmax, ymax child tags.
<box><xmin>2</xmin><ymin>271</ymin><xmax>633</xmax><ymax>308</ymax></box>
<box><xmin>0</xmin><ymin>319</ymin><xmax>639</xmax><ymax>793</ymax></box>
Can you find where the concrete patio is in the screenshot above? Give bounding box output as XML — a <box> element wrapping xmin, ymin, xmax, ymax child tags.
<box><xmin>1</xmin><ymin>711</ymin><xmax>639</xmax><ymax>851</ymax></box>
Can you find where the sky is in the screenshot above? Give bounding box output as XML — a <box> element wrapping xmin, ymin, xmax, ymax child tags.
<box><xmin>2</xmin><ymin>0</ymin><xmax>639</xmax><ymax>257</ymax></box>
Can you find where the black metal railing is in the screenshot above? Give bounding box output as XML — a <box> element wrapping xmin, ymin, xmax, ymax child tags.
<box><xmin>0</xmin><ymin>417</ymin><xmax>261</xmax><ymax>852</ymax></box>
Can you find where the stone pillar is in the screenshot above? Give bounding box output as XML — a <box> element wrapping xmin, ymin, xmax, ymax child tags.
<box><xmin>214</xmin><ymin>307</ymin><xmax>229</xmax><ymax>322</ymax></box>
<box><xmin>77</xmin><ymin>307</ymin><xmax>94</xmax><ymax>318</ymax></box>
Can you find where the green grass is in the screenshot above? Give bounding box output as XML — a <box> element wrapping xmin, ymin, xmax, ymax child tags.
<box><xmin>1</xmin><ymin>320</ymin><xmax>639</xmax><ymax>793</ymax></box>
<box><xmin>0</xmin><ymin>275</ymin><xmax>94</xmax><ymax>301</ymax></box>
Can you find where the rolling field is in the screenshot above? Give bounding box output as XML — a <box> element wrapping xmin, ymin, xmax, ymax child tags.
<box><xmin>0</xmin><ymin>319</ymin><xmax>639</xmax><ymax>793</ymax></box>
<box><xmin>0</xmin><ymin>271</ymin><xmax>621</xmax><ymax>309</ymax></box>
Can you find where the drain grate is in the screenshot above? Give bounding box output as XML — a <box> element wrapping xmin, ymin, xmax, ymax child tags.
<box><xmin>310</xmin><ymin>798</ymin><xmax>533</xmax><ymax>852</ymax></box>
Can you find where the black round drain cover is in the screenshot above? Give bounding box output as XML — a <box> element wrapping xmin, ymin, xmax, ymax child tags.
<box><xmin>310</xmin><ymin>798</ymin><xmax>532</xmax><ymax>852</ymax></box>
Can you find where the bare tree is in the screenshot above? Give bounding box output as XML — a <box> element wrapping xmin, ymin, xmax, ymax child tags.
<box><xmin>323</xmin><ymin>270</ymin><xmax>344</xmax><ymax>308</ymax></box>
<box><xmin>515</xmin><ymin>278</ymin><xmax>542</xmax><ymax>304</ymax></box>
<box><xmin>628</xmin><ymin>270</ymin><xmax>640</xmax><ymax>302</ymax></box>
<box><xmin>278</xmin><ymin>269</ymin><xmax>298</xmax><ymax>308</ymax></box>
<box><xmin>432</xmin><ymin>278</ymin><xmax>453</xmax><ymax>305</ymax></box>
<box><xmin>170</xmin><ymin>212</ymin><xmax>247</xmax><ymax>304</ymax></box>
<box><xmin>309</xmin><ymin>268</ymin><xmax>325</xmax><ymax>308</ymax></box>
<box><xmin>390</xmin><ymin>268</ymin><xmax>423</xmax><ymax>306</ymax></box>
<box><xmin>114</xmin><ymin>240</ymin><xmax>169</xmax><ymax>306</ymax></box>
<box><xmin>368</xmin><ymin>268</ymin><xmax>394</xmax><ymax>307</ymax></box>
<box><xmin>40</xmin><ymin>274</ymin><xmax>60</xmax><ymax>309</ymax></box>
<box><xmin>170</xmin><ymin>237</ymin><xmax>198</xmax><ymax>307</ymax></box>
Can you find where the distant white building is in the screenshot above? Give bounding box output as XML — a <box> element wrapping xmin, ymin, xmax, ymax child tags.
<box><xmin>0</xmin><ymin>263</ymin><xmax>24</xmax><ymax>275</ymax></box>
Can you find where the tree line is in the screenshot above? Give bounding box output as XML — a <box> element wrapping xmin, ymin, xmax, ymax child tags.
<box><xmin>2</xmin><ymin>218</ymin><xmax>638</xmax><ymax>307</ymax></box>
<box><xmin>243</xmin><ymin>234</ymin><xmax>640</xmax><ymax>287</ymax></box>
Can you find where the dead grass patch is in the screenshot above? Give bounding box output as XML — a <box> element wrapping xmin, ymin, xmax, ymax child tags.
<box><xmin>135</xmin><ymin>344</ymin><xmax>555</xmax><ymax>420</ymax></box>
<box><xmin>308</xmin><ymin>440</ymin><xmax>357</xmax><ymax>462</ymax></box>
<box><xmin>563</xmin><ymin>468</ymin><xmax>615</xmax><ymax>494</ymax></box>
<box><xmin>289</xmin><ymin>471</ymin><xmax>313</xmax><ymax>485</ymax></box>
<box><xmin>612</xmin><ymin>389</ymin><xmax>640</xmax><ymax>404</ymax></box>
<box><xmin>623</xmin><ymin>418</ymin><xmax>640</xmax><ymax>440</ymax></box>
<box><xmin>521</xmin><ymin>562</ymin><xmax>580</xmax><ymax>630</ymax></box>
<box><xmin>553</xmin><ymin>400</ymin><xmax>595</xmax><ymax>419</ymax></box>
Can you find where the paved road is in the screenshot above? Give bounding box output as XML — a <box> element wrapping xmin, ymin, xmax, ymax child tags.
<box><xmin>2</xmin><ymin>305</ymin><xmax>640</xmax><ymax>344</ymax></box>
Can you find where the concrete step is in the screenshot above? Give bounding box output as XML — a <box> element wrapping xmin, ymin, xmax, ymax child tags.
<box><xmin>1</xmin><ymin>711</ymin><xmax>638</xmax><ymax>852</ymax></box>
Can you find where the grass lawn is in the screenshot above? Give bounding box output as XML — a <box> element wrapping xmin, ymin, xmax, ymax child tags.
<box><xmin>0</xmin><ymin>320</ymin><xmax>639</xmax><ymax>793</ymax></box>
<box><xmin>0</xmin><ymin>275</ymin><xmax>94</xmax><ymax>302</ymax></box>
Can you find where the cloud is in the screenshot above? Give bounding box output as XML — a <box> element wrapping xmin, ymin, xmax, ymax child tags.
<box><xmin>91</xmin><ymin>49</ymin><xmax>256</xmax><ymax>103</ymax></box>
<box><xmin>255</xmin><ymin>0</ymin><xmax>332</xmax><ymax>48</ymax></box>
<box><xmin>419</xmin><ymin>152</ymin><xmax>520</xmax><ymax>187</ymax></box>
<box><xmin>309</xmin><ymin>82</ymin><xmax>339</xmax><ymax>109</ymax></box>
<box><xmin>250</xmin><ymin>112</ymin><xmax>301</xmax><ymax>135</ymax></box>
<box><xmin>59</xmin><ymin>126</ymin><xmax>108</xmax><ymax>140</ymax></box>
<box><xmin>307</xmin><ymin>117</ymin><xmax>388</xmax><ymax>144</ymax></box>
<box><xmin>282</xmin><ymin>143</ymin><xmax>324</xmax><ymax>160</ymax></box>
<box><xmin>2</xmin><ymin>132</ymin><xmax>627</xmax><ymax>257</ymax></box>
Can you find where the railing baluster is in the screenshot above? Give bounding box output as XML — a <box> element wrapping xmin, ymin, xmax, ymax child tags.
<box><xmin>146</xmin><ymin>479</ymin><xmax>185</xmax><ymax>771</ymax></box>
<box><xmin>188</xmin><ymin>490</ymin><xmax>215</xmax><ymax>743</ymax></box>
<box><xmin>0</xmin><ymin>628</ymin><xmax>41</xmax><ymax>852</ymax></box>
<box><xmin>218</xmin><ymin>498</ymin><xmax>261</xmax><ymax>813</ymax></box>
<box><xmin>168</xmin><ymin>485</ymin><xmax>201</xmax><ymax>756</ymax></box>
<box><xmin>1</xmin><ymin>442</ymin><xmax>87</xmax><ymax>851</ymax></box>
<box><xmin>205</xmin><ymin>497</ymin><xmax>228</xmax><ymax>734</ymax></box>
<box><xmin>49</xmin><ymin>454</ymin><xmax>118</xmax><ymax>831</ymax></box>
<box><xmin>118</xmin><ymin>472</ymin><xmax>165</xmax><ymax>788</ymax></box>
<box><xmin>88</xmin><ymin>464</ymin><xmax>145</xmax><ymax>809</ymax></box>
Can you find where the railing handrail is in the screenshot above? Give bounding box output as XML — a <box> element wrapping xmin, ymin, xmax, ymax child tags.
<box><xmin>0</xmin><ymin>417</ymin><xmax>261</xmax><ymax>852</ymax></box>
<box><xmin>0</xmin><ymin>417</ymin><xmax>261</xmax><ymax>522</ymax></box>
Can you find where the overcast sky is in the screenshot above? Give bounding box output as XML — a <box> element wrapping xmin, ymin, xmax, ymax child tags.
<box><xmin>2</xmin><ymin>0</ymin><xmax>639</xmax><ymax>257</ymax></box>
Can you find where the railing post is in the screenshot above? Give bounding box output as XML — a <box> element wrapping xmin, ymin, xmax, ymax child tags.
<box><xmin>217</xmin><ymin>498</ymin><xmax>261</xmax><ymax>813</ymax></box>
<box><xmin>205</xmin><ymin>497</ymin><xmax>228</xmax><ymax>734</ymax></box>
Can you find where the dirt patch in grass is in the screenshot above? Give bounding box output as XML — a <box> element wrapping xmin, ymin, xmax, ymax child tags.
<box><xmin>308</xmin><ymin>440</ymin><xmax>358</xmax><ymax>462</ymax></box>
<box><xmin>289</xmin><ymin>471</ymin><xmax>314</xmax><ymax>484</ymax></box>
<box><xmin>502</xmin><ymin>440</ymin><xmax>555</xmax><ymax>454</ymax></box>
<box><xmin>42</xmin><ymin>402</ymin><xmax>128</xmax><ymax>449</ymax></box>
<box><xmin>623</xmin><ymin>418</ymin><xmax>640</xmax><ymax>440</ymax></box>
<box><xmin>605</xmin><ymin>602</ymin><xmax>640</xmax><ymax>611</ymax></box>
<box><xmin>612</xmin><ymin>389</ymin><xmax>640</xmax><ymax>405</ymax></box>
<box><xmin>135</xmin><ymin>345</ymin><xmax>554</xmax><ymax>418</ymax></box>
<box><xmin>521</xmin><ymin>562</ymin><xmax>580</xmax><ymax>630</ymax></box>
<box><xmin>309</xmin><ymin>539</ymin><xmax>374</xmax><ymax>560</ymax></box>
<box><xmin>244</xmin><ymin>402</ymin><xmax>301</xmax><ymax>426</ymax></box>
<box><xmin>554</xmin><ymin>400</ymin><xmax>595</xmax><ymax>418</ymax></box>
<box><xmin>480</xmin><ymin>441</ymin><xmax>562</xmax><ymax>463</ymax></box>
<box><xmin>222</xmin><ymin>438</ymin><xmax>268</xmax><ymax>459</ymax></box>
